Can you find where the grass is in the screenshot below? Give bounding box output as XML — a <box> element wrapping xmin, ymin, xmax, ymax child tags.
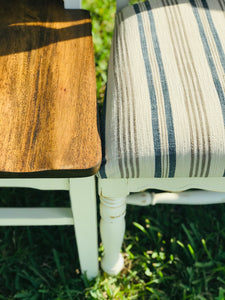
<box><xmin>1</xmin><ymin>189</ymin><xmax>225</xmax><ymax>299</ymax></box>
<box><xmin>1</xmin><ymin>0</ymin><xmax>225</xmax><ymax>299</ymax></box>
<box><xmin>82</xmin><ymin>0</ymin><xmax>116</xmax><ymax>104</ymax></box>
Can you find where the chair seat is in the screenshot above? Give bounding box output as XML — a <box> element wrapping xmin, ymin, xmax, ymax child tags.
<box><xmin>0</xmin><ymin>0</ymin><xmax>101</xmax><ymax>177</ymax></box>
<box><xmin>100</xmin><ymin>0</ymin><xmax>225</xmax><ymax>178</ymax></box>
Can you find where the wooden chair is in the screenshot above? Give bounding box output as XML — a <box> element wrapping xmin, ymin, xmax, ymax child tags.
<box><xmin>0</xmin><ymin>0</ymin><xmax>101</xmax><ymax>279</ymax></box>
<box><xmin>98</xmin><ymin>0</ymin><xmax>225</xmax><ymax>275</ymax></box>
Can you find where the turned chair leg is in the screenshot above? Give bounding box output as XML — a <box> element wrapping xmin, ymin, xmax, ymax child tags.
<box><xmin>100</xmin><ymin>195</ymin><xmax>126</xmax><ymax>275</ymax></box>
<box><xmin>69</xmin><ymin>176</ymin><xmax>98</xmax><ymax>279</ymax></box>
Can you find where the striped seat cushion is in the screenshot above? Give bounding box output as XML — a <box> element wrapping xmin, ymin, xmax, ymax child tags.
<box><xmin>100</xmin><ymin>0</ymin><xmax>225</xmax><ymax>178</ymax></box>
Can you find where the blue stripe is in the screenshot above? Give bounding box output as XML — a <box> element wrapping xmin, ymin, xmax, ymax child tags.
<box><xmin>201</xmin><ymin>0</ymin><xmax>225</xmax><ymax>73</ymax></box>
<box><xmin>134</xmin><ymin>4</ymin><xmax>162</xmax><ymax>177</ymax></box>
<box><xmin>190</xmin><ymin>0</ymin><xmax>225</xmax><ymax>123</ymax></box>
<box><xmin>145</xmin><ymin>1</ymin><xmax>176</xmax><ymax>177</ymax></box>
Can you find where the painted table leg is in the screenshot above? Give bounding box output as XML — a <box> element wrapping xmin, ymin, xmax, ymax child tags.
<box><xmin>69</xmin><ymin>176</ymin><xmax>98</xmax><ymax>279</ymax></box>
<box><xmin>100</xmin><ymin>195</ymin><xmax>126</xmax><ymax>275</ymax></box>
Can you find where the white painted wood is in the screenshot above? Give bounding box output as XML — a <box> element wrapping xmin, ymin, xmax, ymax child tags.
<box><xmin>100</xmin><ymin>195</ymin><xmax>126</xmax><ymax>275</ymax></box>
<box><xmin>64</xmin><ymin>0</ymin><xmax>81</xmax><ymax>9</ymax></box>
<box><xmin>0</xmin><ymin>179</ymin><xmax>69</xmax><ymax>190</ymax></box>
<box><xmin>69</xmin><ymin>176</ymin><xmax>98</xmax><ymax>279</ymax></box>
<box><xmin>126</xmin><ymin>191</ymin><xmax>153</xmax><ymax>206</ymax></box>
<box><xmin>99</xmin><ymin>178</ymin><xmax>129</xmax><ymax>198</ymax></box>
<box><xmin>99</xmin><ymin>177</ymin><xmax>225</xmax><ymax>275</ymax></box>
<box><xmin>0</xmin><ymin>208</ymin><xmax>73</xmax><ymax>226</ymax></box>
<box><xmin>116</xmin><ymin>0</ymin><xmax>129</xmax><ymax>11</ymax></box>
<box><xmin>126</xmin><ymin>191</ymin><xmax>225</xmax><ymax>206</ymax></box>
<box><xmin>127</xmin><ymin>178</ymin><xmax>225</xmax><ymax>193</ymax></box>
<box><xmin>99</xmin><ymin>178</ymin><xmax>225</xmax><ymax>197</ymax></box>
<box><xmin>0</xmin><ymin>176</ymin><xmax>98</xmax><ymax>278</ymax></box>
<box><xmin>151</xmin><ymin>191</ymin><xmax>225</xmax><ymax>205</ymax></box>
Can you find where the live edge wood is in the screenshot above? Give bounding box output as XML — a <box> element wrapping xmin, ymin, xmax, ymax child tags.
<box><xmin>0</xmin><ymin>0</ymin><xmax>101</xmax><ymax>178</ymax></box>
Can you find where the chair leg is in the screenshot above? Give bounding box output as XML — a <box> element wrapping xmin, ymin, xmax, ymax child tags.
<box><xmin>100</xmin><ymin>195</ymin><xmax>126</xmax><ymax>275</ymax></box>
<box><xmin>69</xmin><ymin>176</ymin><xmax>98</xmax><ymax>279</ymax></box>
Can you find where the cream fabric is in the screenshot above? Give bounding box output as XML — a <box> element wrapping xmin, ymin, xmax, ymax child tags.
<box><xmin>100</xmin><ymin>0</ymin><xmax>225</xmax><ymax>178</ymax></box>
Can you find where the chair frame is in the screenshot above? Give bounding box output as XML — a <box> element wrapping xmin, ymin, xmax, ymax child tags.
<box><xmin>99</xmin><ymin>177</ymin><xmax>225</xmax><ymax>275</ymax></box>
<box><xmin>0</xmin><ymin>0</ymin><xmax>99</xmax><ymax>280</ymax></box>
<box><xmin>98</xmin><ymin>0</ymin><xmax>225</xmax><ymax>275</ymax></box>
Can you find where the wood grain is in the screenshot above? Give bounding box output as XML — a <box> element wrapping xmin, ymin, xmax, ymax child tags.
<box><xmin>0</xmin><ymin>0</ymin><xmax>101</xmax><ymax>177</ymax></box>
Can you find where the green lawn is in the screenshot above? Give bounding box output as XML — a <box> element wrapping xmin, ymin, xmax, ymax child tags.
<box><xmin>1</xmin><ymin>1</ymin><xmax>225</xmax><ymax>299</ymax></box>
<box><xmin>1</xmin><ymin>188</ymin><xmax>225</xmax><ymax>299</ymax></box>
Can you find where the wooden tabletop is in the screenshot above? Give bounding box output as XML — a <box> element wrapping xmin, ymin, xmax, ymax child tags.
<box><xmin>0</xmin><ymin>0</ymin><xmax>101</xmax><ymax>177</ymax></box>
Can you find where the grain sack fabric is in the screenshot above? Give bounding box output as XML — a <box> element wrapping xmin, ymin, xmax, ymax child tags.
<box><xmin>100</xmin><ymin>0</ymin><xmax>225</xmax><ymax>179</ymax></box>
